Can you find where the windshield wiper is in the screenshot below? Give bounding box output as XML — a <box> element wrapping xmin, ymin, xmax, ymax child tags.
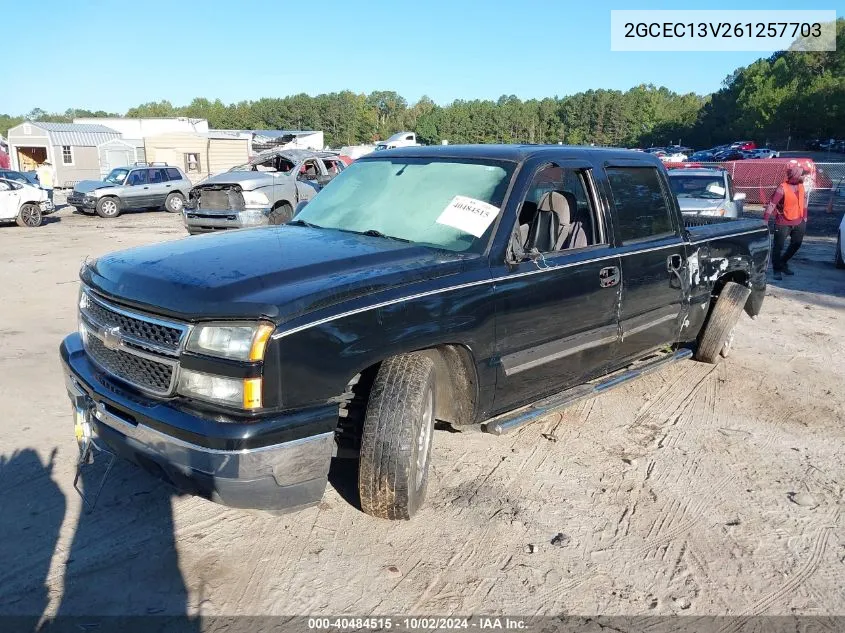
<box><xmin>360</xmin><ymin>229</ymin><xmax>412</xmax><ymax>243</ymax></box>
<box><xmin>287</xmin><ymin>219</ymin><xmax>324</xmax><ymax>229</ymax></box>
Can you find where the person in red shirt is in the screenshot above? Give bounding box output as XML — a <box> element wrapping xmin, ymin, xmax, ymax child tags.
<box><xmin>763</xmin><ymin>164</ymin><xmax>807</xmax><ymax>280</ymax></box>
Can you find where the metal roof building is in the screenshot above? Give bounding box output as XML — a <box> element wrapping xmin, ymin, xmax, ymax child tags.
<box><xmin>7</xmin><ymin>121</ymin><xmax>121</xmax><ymax>186</ymax></box>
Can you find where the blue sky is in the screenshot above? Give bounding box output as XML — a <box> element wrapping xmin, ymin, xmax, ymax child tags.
<box><xmin>4</xmin><ymin>0</ymin><xmax>827</xmax><ymax>115</ymax></box>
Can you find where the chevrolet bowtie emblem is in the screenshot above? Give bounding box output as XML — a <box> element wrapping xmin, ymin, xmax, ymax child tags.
<box><xmin>101</xmin><ymin>326</ymin><xmax>122</xmax><ymax>351</ymax></box>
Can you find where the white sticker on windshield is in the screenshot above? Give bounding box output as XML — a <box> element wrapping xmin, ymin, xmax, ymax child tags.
<box><xmin>436</xmin><ymin>195</ymin><xmax>499</xmax><ymax>237</ymax></box>
<box><xmin>706</xmin><ymin>183</ymin><xmax>726</xmax><ymax>196</ymax></box>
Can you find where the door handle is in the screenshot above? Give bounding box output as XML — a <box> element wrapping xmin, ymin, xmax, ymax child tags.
<box><xmin>667</xmin><ymin>254</ymin><xmax>683</xmax><ymax>271</ymax></box>
<box><xmin>599</xmin><ymin>266</ymin><xmax>620</xmax><ymax>288</ymax></box>
<box><xmin>143</xmin><ymin>186</ymin><xmax>149</xmax><ymax>190</ymax></box>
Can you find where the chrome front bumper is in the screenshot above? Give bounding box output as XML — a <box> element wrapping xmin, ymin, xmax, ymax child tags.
<box><xmin>64</xmin><ymin>365</ymin><xmax>334</xmax><ymax>512</ymax></box>
<box><xmin>183</xmin><ymin>208</ymin><xmax>271</xmax><ymax>234</ymax></box>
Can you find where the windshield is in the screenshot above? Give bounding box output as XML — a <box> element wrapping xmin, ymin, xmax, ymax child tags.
<box><xmin>294</xmin><ymin>157</ymin><xmax>515</xmax><ymax>252</ymax></box>
<box><xmin>104</xmin><ymin>168</ymin><xmax>129</xmax><ymax>185</ymax></box>
<box><xmin>670</xmin><ymin>175</ymin><xmax>727</xmax><ymax>200</ymax></box>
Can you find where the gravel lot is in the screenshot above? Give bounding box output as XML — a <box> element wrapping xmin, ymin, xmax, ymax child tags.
<box><xmin>1</xmin><ymin>195</ymin><xmax>843</xmax><ymax>622</ymax></box>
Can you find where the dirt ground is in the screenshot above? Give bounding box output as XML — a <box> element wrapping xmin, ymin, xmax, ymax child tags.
<box><xmin>0</xmin><ymin>195</ymin><xmax>843</xmax><ymax>623</ymax></box>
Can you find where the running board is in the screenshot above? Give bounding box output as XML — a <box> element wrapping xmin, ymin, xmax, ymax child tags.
<box><xmin>480</xmin><ymin>348</ymin><xmax>693</xmax><ymax>436</ymax></box>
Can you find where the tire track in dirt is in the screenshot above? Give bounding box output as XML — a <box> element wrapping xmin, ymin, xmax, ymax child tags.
<box><xmin>718</xmin><ymin>508</ymin><xmax>840</xmax><ymax>632</ymax></box>
<box><xmin>492</xmin><ymin>362</ymin><xmax>729</xmax><ymax>614</ymax></box>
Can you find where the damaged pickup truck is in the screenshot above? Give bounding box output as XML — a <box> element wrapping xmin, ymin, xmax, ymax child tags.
<box><xmin>183</xmin><ymin>148</ymin><xmax>346</xmax><ymax>234</ymax></box>
<box><xmin>61</xmin><ymin>145</ymin><xmax>769</xmax><ymax>520</ymax></box>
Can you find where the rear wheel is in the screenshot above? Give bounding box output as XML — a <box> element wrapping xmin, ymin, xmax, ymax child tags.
<box><xmin>96</xmin><ymin>197</ymin><xmax>121</xmax><ymax>218</ymax></box>
<box><xmin>16</xmin><ymin>203</ymin><xmax>42</xmax><ymax>228</ymax></box>
<box><xmin>164</xmin><ymin>192</ymin><xmax>186</xmax><ymax>213</ymax></box>
<box><xmin>359</xmin><ymin>353</ymin><xmax>436</xmax><ymax>520</ymax></box>
<box><xmin>695</xmin><ymin>281</ymin><xmax>751</xmax><ymax>364</ymax></box>
<box><xmin>836</xmin><ymin>233</ymin><xmax>845</xmax><ymax>269</ymax></box>
<box><xmin>268</xmin><ymin>202</ymin><xmax>293</xmax><ymax>225</ymax></box>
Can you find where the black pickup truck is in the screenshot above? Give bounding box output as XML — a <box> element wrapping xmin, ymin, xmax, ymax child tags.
<box><xmin>60</xmin><ymin>145</ymin><xmax>769</xmax><ymax>519</ymax></box>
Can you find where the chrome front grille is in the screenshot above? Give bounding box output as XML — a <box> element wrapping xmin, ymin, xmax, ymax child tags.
<box><xmin>79</xmin><ymin>288</ymin><xmax>188</xmax><ymax>396</ymax></box>
<box><xmin>85</xmin><ymin>335</ymin><xmax>176</xmax><ymax>395</ymax></box>
<box><xmin>81</xmin><ymin>291</ymin><xmax>183</xmax><ymax>353</ymax></box>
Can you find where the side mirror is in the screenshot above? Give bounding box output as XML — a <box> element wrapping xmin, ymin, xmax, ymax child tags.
<box><xmin>294</xmin><ymin>200</ymin><xmax>309</xmax><ymax>215</ymax></box>
<box><xmin>733</xmin><ymin>192</ymin><xmax>747</xmax><ymax>202</ymax></box>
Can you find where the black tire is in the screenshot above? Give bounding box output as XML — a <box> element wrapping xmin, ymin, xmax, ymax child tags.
<box><xmin>836</xmin><ymin>233</ymin><xmax>845</xmax><ymax>269</ymax></box>
<box><xmin>16</xmin><ymin>203</ymin><xmax>42</xmax><ymax>228</ymax></box>
<box><xmin>359</xmin><ymin>353</ymin><xmax>436</xmax><ymax>520</ymax></box>
<box><xmin>164</xmin><ymin>192</ymin><xmax>186</xmax><ymax>213</ymax></box>
<box><xmin>695</xmin><ymin>281</ymin><xmax>751</xmax><ymax>364</ymax></box>
<box><xmin>268</xmin><ymin>202</ymin><xmax>293</xmax><ymax>225</ymax></box>
<box><xmin>95</xmin><ymin>197</ymin><xmax>121</xmax><ymax>218</ymax></box>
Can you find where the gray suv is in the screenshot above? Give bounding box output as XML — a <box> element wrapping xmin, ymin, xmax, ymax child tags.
<box><xmin>68</xmin><ymin>164</ymin><xmax>193</xmax><ymax>218</ymax></box>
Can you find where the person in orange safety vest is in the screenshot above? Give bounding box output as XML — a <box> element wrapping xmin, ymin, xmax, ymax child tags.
<box><xmin>763</xmin><ymin>164</ymin><xmax>807</xmax><ymax>281</ymax></box>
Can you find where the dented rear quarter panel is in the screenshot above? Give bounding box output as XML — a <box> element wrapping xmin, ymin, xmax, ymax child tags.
<box><xmin>687</xmin><ymin>219</ymin><xmax>769</xmax><ymax>320</ymax></box>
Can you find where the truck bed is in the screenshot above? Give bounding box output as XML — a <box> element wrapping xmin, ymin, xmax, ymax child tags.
<box><xmin>684</xmin><ymin>215</ymin><xmax>768</xmax><ymax>241</ymax></box>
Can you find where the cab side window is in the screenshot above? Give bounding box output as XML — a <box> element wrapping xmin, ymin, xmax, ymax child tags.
<box><xmin>127</xmin><ymin>170</ymin><xmax>148</xmax><ymax>186</ymax></box>
<box><xmin>149</xmin><ymin>169</ymin><xmax>165</xmax><ymax>184</ymax></box>
<box><xmin>605</xmin><ymin>166</ymin><xmax>674</xmax><ymax>243</ymax></box>
<box><xmin>517</xmin><ymin>164</ymin><xmax>601</xmax><ymax>254</ymax></box>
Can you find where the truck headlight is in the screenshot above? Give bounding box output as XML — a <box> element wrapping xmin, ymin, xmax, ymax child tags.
<box><xmin>241</xmin><ymin>190</ymin><xmax>269</xmax><ymax>207</ymax></box>
<box><xmin>185</xmin><ymin>322</ymin><xmax>274</xmax><ymax>361</ymax></box>
<box><xmin>178</xmin><ymin>369</ymin><xmax>263</xmax><ymax>410</ymax></box>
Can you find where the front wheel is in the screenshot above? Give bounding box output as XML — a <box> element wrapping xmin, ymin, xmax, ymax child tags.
<box><xmin>268</xmin><ymin>202</ymin><xmax>293</xmax><ymax>225</ymax></box>
<box><xmin>96</xmin><ymin>197</ymin><xmax>121</xmax><ymax>218</ymax></box>
<box><xmin>695</xmin><ymin>281</ymin><xmax>751</xmax><ymax>364</ymax></box>
<box><xmin>16</xmin><ymin>203</ymin><xmax>42</xmax><ymax>227</ymax></box>
<box><xmin>164</xmin><ymin>192</ymin><xmax>186</xmax><ymax>213</ymax></box>
<box><xmin>359</xmin><ymin>353</ymin><xmax>436</xmax><ymax>520</ymax></box>
<box><xmin>836</xmin><ymin>233</ymin><xmax>845</xmax><ymax>269</ymax></box>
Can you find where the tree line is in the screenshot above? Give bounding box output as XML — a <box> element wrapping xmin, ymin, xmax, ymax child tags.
<box><xmin>2</xmin><ymin>19</ymin><xmax>841</xmax><ymax>150</ymax></box>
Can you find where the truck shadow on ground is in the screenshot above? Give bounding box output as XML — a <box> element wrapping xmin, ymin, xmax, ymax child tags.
<box><xmin>327</xmin><ymin>456</ymin><xmax>362</xmax><ymax>510</ymax></box>
<box><xmin>0</xmin><ymin>447</ymin><xmax>200</xmax><ymax>631</ymax></box>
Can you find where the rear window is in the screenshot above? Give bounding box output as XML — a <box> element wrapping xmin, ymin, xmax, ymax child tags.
<box><xmin>149</xmin><ymin>169</ymin><xmax>166</xmax><ymax>184</ymax></box>
<box><xmin>165</xmin><ymin>167</ymin><xmax>183</xmax><ymax>181</ymax></box>
<box><xmin>605</xmin><ymin>166</ymin><xmax>675</xmax><ymax>243</ymax></box>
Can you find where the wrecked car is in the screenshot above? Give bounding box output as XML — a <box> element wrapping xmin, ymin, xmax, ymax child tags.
<box><xmin>183</xmin><ymin>149</ymin><xmax>346</xmax><ymax>234</ymax></box>
<box><xmin>61</xmin><ymin>145</ymin><xmax>769</xmax><ymax>520</ymax></box>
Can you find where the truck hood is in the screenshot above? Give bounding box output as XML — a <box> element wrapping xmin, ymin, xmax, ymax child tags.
<box><xmin>677</xmin><ymin>198</ymin><xmax>724</xmax><ymax>213</ymax></box>
<box><xmin>198</xmin><ymin>171</ymin><xmax>286</xmax><ymax>191</ymax></box>
<box><xmin>80</xmin><ymin>226</ymin><xmax>470</xmax><ymax>323</ymax></box>
<box><xmin>74</xmin><ymin>180</ymin><xmax>116</xmax><ymax>194</ymax></box>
